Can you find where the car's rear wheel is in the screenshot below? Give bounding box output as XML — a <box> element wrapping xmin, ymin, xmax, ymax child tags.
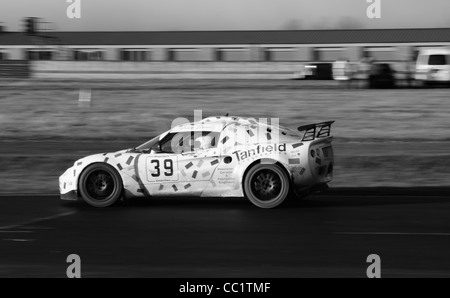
<box><xmin>243</xmin><ymin>163</ymin><xmax>290</xmax><ymax>208</ymax></box>
<box><xmin>79</xmin><ymin>163</ymin><xmax>123</xmax><ymax>208</ymax></box>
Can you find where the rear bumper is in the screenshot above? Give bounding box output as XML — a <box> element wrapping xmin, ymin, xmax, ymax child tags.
<box><xmin>309</xmin><ymin>140</ymin><xmax>334</xmax><ymax>183</ymax></box>
<box><xmin>308</xmin><ymin>183</ymin><xmax>329</xmax><ymax>194</ymax></box>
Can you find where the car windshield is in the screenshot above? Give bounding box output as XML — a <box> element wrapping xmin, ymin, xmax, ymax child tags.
<box><xmin>135</xmin><ymin>135</ymin><xmax>160</xmax><ymax>151</ymax></box>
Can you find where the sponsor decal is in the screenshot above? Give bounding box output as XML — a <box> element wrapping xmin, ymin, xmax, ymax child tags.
<box><xmin>288</xmin><ymin>158</ymin><xmax>301</xmax><ymax>164</ymax></box>
<box><xmin>217</xmin><ymin>167</ymin><xmax>235</xmax><ymax>184</ymax></box>
<box><xmin>126</xmin><ymin>156</ymin><xmax>134</xmax><ymax>165</ymax></box>
<box><xmin>232</xmin><ymin>144</ymin><xmax>286</xmax><ymax>162</ymax></box>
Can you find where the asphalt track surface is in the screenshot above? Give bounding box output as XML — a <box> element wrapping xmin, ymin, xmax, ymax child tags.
<box><xmin>1</xmin><ymin>189</ymin><xmax>450</xmax><ymax>278</ymax></box>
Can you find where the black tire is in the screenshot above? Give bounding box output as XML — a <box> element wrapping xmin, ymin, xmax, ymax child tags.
<box><xmin>78</xmin><ymin>163</ymin><xmax>123</xmax><ymax>208</ymax></box>
<box><xmin>243</xmin><ymin>163</ymin><xmax>290</xmax><ymax>208</ymax></box>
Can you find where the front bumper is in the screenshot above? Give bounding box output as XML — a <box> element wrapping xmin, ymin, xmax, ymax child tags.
<box><xmin>61</xmin><ymin>190</ymin><xmax>78</xmax><ymax>201</ymax></box>
<box><xmin>59</xmin><ymin>166</ymin><xmax>78</xmax><ymax>200</ymax></box>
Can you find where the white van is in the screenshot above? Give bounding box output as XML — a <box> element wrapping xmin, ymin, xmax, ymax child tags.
<box><xmin>415</xmin><ymin>49</ymin><xmax>450</xmax><ymax>84</ymax></box>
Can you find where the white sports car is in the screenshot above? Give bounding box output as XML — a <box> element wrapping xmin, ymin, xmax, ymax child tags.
<box><xmin>59</xmin><ymin>116</ymin><xmax>334</xmax><ymax>208</ymax></box>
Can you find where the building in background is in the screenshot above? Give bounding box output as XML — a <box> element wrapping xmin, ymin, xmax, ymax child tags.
<box><xmin>0</xmin><ymin>27</ymin><xmax>449</xmax><ymax>79</ymax></box>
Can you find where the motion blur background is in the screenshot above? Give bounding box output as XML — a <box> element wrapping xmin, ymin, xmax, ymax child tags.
<box><xmin>1</xmin><ymin>0</ymin><xmax>450</xmax><ymax>279</ymax></box>
<box><xmin>0</xmin><ymin>0</ymin><xmax>449</xmax><ymax>194</ymax></box>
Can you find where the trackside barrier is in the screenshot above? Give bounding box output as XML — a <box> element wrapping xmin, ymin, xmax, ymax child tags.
<box><xmin>0</xmin><ymin>60</ymin><xmax>30</xmax><ymax>78</ymax></box>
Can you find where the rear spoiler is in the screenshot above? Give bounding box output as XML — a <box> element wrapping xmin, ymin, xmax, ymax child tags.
<box><xmin>297</xmin><ymin>121</ymin><xmax>335</xmax><ymax>141</ymax></box>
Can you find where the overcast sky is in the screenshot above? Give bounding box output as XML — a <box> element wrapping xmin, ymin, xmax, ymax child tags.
<box><xmin>1</xmin><ymin>0</ymin><xmax>450</xmax><ymax>31</ymax></box>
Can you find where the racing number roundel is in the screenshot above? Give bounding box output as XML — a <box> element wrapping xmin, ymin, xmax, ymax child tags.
<box><xmin>146</xmin><ymin>156</ymin><xmax>179</xmax><ymax>182</ymax></box>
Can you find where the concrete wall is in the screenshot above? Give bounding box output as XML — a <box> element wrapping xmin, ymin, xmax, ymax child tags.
<box><xmin>346</xmin><ymin>46</ymin><xmax>362</xmax><ymax>61</ymax></box>
<box><xmin>31</xmin><ymin>61</ymin><xmax>302</xmax><ymax>79</ymax></box>
<box><xmin>103</xmin><ymin>48</ymin><xmax>118</xmax><ymax>61</ymax></box>
<box><xmin>15</xmin><ymin>44</ymin><xmax>450</xmax><ymax>79</ymax></box>
<box><xmin>267</xmin><ymin>47</ymin><xmax>311</xmax><ymax>61</ymax></box>
<box><xmin>170</xmin><ymin>48</ymin><xmax>215</xmax><ymax>61</ymax></box>
<box><xmin>151</xmin><ymin>48</ymin><xmax>167</xmax><ymax>61</ymax></box>
<box><xmin>5</xmin><ymin>44</ymin><xmax>449</xmax><ymax>63</ymax></box>
<box><xmin>1</xmin><ymin>48</ymin><xmax>24</xmax><ymax>60</ymax></box>
<box><xmin>319</xmin><ymin>49</ymin><xmax>346</xmax><ymax>61</ymax></box>
<box><xmin>219</xmin><ymin>49</ymin><xmax>252</xmax><ymax>61</ymax></box>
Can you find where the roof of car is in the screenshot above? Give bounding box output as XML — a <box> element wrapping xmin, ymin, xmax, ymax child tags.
<box><xmin>170</xmin><ymin>116</ymin><xmax>298</xmax><ymax>133</ymax></box>
<box><xmin>418</xmin><ymin>48</ymin><xmax>450</xmax><ymax>55</ymax></box>
<box><xmin>171</xmin><ymin>116</ymin><xmax>257</xmax><ymax>132</ymax></box>
<box><xmin>169</xmin><ymin>116</ymin><xmax>302</xmax><ymax>145</ymax></box>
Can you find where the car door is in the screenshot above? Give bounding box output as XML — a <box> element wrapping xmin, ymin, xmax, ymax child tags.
<box><xmin>143</xmin><ymin>152</ymin><xmax>180</xmax><ymax>195</ymax></box>
<box><xmin>174</xmin><ymin>131</ymin><xmax>222</xmax><ymax>195</ymax></box>
<box><xmin>138</xmin><ymin>130</ymin><xmax>221</xmax><ymax>196</ymax></box>
<box><xmin>175</xmin><ymin>146</ymin><xmax>221</xmax><ymax>195</ymax></box>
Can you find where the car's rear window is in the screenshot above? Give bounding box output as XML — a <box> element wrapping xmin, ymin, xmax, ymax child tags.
<box><xmin>428</xmin><ymin>54</ymin><xmax>448</xmax><ymax>65</ymax></box>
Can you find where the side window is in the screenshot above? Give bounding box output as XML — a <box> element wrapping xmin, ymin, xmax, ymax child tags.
<box><xmin>159</xmin><ymin>132</ymin><xmax>192</xmax><ymax>154</ymax></box>
<box><xmin>159</xmin><ymin>133</ymin><xmax>176</xmax><ymax>153</ymax></box>
<box><xmin>192</xmin><ymin>131</ymin><xmax>219</xmax><ymax>151</ymax></box>
<box><xmin>428</xmin><ymin>55</ymin><xmax>447</xmax><ymax>66</ymax></box>
<box><xmin>158</xmin><ymin>131</ymin><xmax>220</xmax><ymax>154</ymax></box>
<box><xmin>179</xmin><ymin>133</ymin><xmax>194</xmax><ymax>152</ymax></box>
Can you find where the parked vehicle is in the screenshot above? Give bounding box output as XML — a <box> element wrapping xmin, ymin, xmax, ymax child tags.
<box><xmin>332</xmin><ymin>60</ymin><xmax>353</xmax><ymax>81</ymax></box>
<box><xmin>294</xmin><ymin>63</ymin><xmax>334</xmax><ymax>80</ymax></box>
<box><xmin>415</xmin><ymin>48</ymin><xmax>450</xmax><ymax>85</ymax></box>
<box><xmin>368</xmin><ymin>63</ymin><xmax>396</xmax><ymax>88</ymax></box>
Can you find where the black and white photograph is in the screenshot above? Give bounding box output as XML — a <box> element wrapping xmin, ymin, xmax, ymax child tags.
<box><xmin>0</xmin><ymin>0</ymin><xmax>450</xmax><ymax>283</ymax></box>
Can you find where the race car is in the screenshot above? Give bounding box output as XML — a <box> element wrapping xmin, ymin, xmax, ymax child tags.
<box><xmin>59</xmin><ymin>116</ymin><xmax>334</xmax><ymax>208</ymax></box>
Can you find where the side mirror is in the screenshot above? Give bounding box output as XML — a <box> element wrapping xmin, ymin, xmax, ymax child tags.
<box><xmin>149</xmin><ymin>144</ymin><xmax>160</xmax><ymax>154</ymax></box>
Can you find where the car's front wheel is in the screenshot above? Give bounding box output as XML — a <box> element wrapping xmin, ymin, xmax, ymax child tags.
<box><xmin>243</xmin><ymin>163</ymin><xmax>290</xmax><ymax>208</ymax></box>
<box><xmin>79</xmin><ymin>163</ymin><xmax>123</xmax><ymax>208</ymax></box>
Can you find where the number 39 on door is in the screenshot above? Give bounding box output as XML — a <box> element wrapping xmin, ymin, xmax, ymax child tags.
<box><xmin>146</xmin><ymin>156</ymin><xmax>179</xmax><ymax>182</ymax></box>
